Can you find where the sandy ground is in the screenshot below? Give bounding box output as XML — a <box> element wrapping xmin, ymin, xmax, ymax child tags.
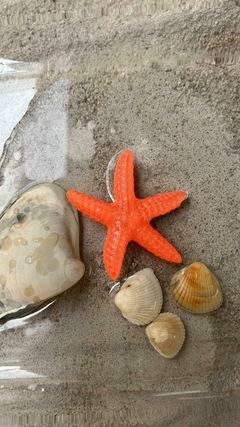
<box><xmin>0</xmin><ymin>1</ymin><xmax>239</xmax><ymax>426</ymax></box>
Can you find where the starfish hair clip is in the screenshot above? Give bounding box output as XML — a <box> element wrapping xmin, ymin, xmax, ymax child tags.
<box><xmin>67</xmin><ymin>150</ymin><xmax>187</xmax><ymax>280</ymax></box>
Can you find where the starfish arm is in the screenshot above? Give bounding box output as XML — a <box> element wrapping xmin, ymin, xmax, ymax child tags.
<box><xmin>103</xmin><ymin>225</ymin><xmax>130</xmax><ymax>280</ymax></box>
<box><xmin>114</xmin><ymin>150</ymin><xmax>136</xmax><ymax>205</ymax></box>
<box><xmin>134</xmin><ymin>224</ymin><xmax>182</xmax><ymax>263</ymax></box>
<box><xmin>66</xmin><ymin>190</ymin><xmax>114</xmax><ymax>226</ymax></box>
<box><xmin>138</xmin><ymin>191</ymin><xmax>187</xmax><ymax>220</ymax></box>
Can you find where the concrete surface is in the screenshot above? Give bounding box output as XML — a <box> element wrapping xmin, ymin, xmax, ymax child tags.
<box><xmin>0</xmin><ymin>1</ymin><xmax>239</xmax><ymax>426</ymax></box>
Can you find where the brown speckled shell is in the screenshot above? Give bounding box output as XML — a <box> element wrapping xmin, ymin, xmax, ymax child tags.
<box><xmin>0</xmin><ymin>183</ymin><xmax>85</xmax><ymax>319</ymax></box>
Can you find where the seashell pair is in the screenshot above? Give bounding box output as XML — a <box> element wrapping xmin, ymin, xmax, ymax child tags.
<box><xmin>171</xmin><ymin>262</ymin><xmax>223</xmax><ymax>314</ymax></box>
<box><xmin>0</xmin><ymin>183</ymin><xmax>85</xmax><ymax>319</ymax></box>
<box><xmin>114</xmin><ymin>268</ymin><xmax>185</xmax><ymax>358</ymax></box>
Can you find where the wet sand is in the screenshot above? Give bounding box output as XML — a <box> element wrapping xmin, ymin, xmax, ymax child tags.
<box><xmin>0</xmin><ymin>1</ymin><xmax>239</xmax><ymax>425</ymax></box>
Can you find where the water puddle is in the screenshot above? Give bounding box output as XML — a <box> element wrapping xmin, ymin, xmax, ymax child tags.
<box><xmin>0</xmin><ymin>58</ymin><xmax>44</xmax><ymax>156</ymax></box>
<box><xmin>0</xmin><ymin>299</ymin><xmax>56</xmax><ymax>329</ymax></box>
<box><xmin>0</xmin><ymin>366</ymin><xmax>45</xmax><ymax>380</ymax></box>
<box><xmin>23</xmin><ymin>79</ymin><xmax>69</xmax><ymax>182</ymax></box>
<box><xmin>0</xmin><ymin>75</ymin><xmax>70</xmax><ymax>215</ymax></box>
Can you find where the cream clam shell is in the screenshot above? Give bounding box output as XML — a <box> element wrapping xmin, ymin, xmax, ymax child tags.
<box><xmin>0</xmin><ymin>183</ymin><xmax>85</xmax><ymax>319</ymax></box>
<box><xmin>145</xmin><ymin>312</ymin><xmax>185</xmax><ymax>358</ymax></box>
<box><xmin>114</xmin><ymin>268</ymin><xmax>163</xmax><ymax>325</ymax></box>
<box><xmin>171</xmin><ymin>262</ymin><xmax>223</xmax><ymax>314</ymax></box>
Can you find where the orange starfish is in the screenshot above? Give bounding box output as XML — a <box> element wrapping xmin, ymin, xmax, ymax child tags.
<box><xmin>66</xmin><ymin>150</ymin><xmax>187</xmax><ymax>280</ymax></box>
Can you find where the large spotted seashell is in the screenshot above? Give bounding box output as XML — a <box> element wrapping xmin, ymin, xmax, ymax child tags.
<box><xmin>114</xmin><ymin>268</ymin><xmax>163</xmax><ymax>325</ymax></box>
<box><xmin>0</xmin><ymin>183</ymin><xmax>85</xmax><ymax>319</ymax></box>
<box><xmin>171</xmin><ymin>262</ymin><xmax>222</xmax><ymax>314</ymax></box>
<box><xmin>145</xmin><ymin>312</ymin><xmax>185</xmax><ymax>358</ymax></box>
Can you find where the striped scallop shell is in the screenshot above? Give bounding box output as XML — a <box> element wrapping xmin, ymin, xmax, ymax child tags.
<box><xmin>114</xmin><ymin>268</ymin><xmax>163</xmax><ymax>325</ymax></box>
<box><xmin>171</xmin><ymin>262</ymin><xmax>222</xmax><ymax>314</ymax></box>
<box><xmin>145</xmin><ymin>312</ymin><xmax>185</xmax><ymax>358</ymax></box>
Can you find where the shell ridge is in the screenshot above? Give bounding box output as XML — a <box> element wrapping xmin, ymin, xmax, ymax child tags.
<box><xmin>114</xmin><ymin>268</ymin><xmax>163</xmax><ymax>325</ymax></box>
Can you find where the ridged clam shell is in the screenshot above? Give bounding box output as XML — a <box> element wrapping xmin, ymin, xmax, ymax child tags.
<box><xmin>145</xmin><ymin>312</ymin><xmax>185</xmax><ymax>358</ymax></box>
<box><xmin>114</xmin><ymin>268</ymin><xmax>163</xmax><ymax>325</ymax></box>
<box><xmin>0</xmin><ymin>183</ymin><xmax>85</xmax><ymax>319</ymax></box>
<box><xmin>171</xmin><ymin>262</ymin><xmax>222</xmax><ymax>313</ymax></box>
